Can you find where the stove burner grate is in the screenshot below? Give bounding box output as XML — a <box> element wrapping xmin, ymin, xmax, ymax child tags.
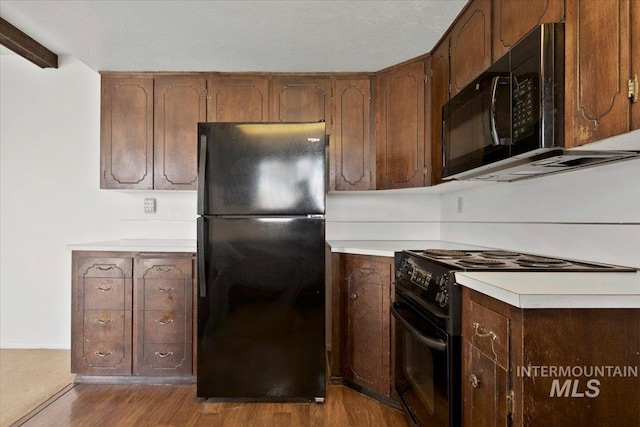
<box><xmin>515</xmin><ymin>255</ymin><xmax>570</xmax><ymax>268</ymax></box>
<box><xmin>422</xmin><ymin>249</ymin><xmax>470</xmax><ymax>258</ymax></box>
<box><xmin>480</xmin><ymin>250</ymin><xmax>522</xmax><ymax>259</ymax></box>
<box><xmin>458</xmin><ymin>258</ymin><xmax>507</xmax><ymax>267</ymax></box>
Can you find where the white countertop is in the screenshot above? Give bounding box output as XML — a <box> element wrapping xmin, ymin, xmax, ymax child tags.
<box><xmin>455</xmin><ymin>271</ymin><xmax>640</xmax><ymax>309</ymax></box>
<box><xmin>67</xmin><ymin>239</ymin><xmax>196</xmax><ymax>252</ymax></box>
<box><xmin>326</xmin><ymin>240</ymin><xmax>640</xmax><ymax>309</ymax></box>
<box><xmin>326</xmin><ymin>240</ymin><xmax>493</xmax><ymax>257</ymax></box>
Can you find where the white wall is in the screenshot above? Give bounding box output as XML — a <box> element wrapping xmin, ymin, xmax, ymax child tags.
<box><xmin>0</xmin><ymin>55</ymin><xmax>196</xmax><ymax>348</ymax></box>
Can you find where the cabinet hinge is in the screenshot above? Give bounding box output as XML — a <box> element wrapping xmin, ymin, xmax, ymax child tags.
<box><xmin>506</xmin><ymin>390</ymin><xmax>515</xmax><ymax>418</ymax></box>
<box><xmin>424</xmin><ymin>75</ymin><xmax>428</xmax><ymax>84</ymax></box>
<box><xmin>629</xmin><ymin>74</ymin><xmax>638</xmax><ymax>103</ymax></box>
<box><xmin>430</xmin><ymin>68</ymin><xmax>434</xmax><ymax>77</ymax></box>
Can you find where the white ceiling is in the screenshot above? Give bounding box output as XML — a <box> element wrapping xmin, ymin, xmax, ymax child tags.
<box><xmin>0</xmin><ymin>0</ymin><xmax>467</xmax><ymax>72</ymax></box>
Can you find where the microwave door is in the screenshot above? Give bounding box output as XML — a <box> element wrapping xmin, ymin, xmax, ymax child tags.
<box><xmin>442</xmin><ymin>73</ymin><xmax>511</xmax><ymax>178</ymax></box>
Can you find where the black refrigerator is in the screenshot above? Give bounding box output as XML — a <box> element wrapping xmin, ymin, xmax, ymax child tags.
<box><xmin>196</xmin><ymin>122</ymin><xmax>327</xmax><ymax>402</ymax></box>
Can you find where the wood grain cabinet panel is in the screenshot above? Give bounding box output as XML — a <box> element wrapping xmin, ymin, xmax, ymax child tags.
<box><xmin>492</xmin><ymin>0</ymin><xmax>564</xmax><ymax>60</ymax></box>
<box><xmin>72</xmin><ymin>254</ymin><xmax>133</xmax><ymax>375</ymax></box>
<box><xmin>338</xmin><ymin>254</ymin><xmax>393</xmax><ymax>399</ymax></box>
<box><xmin>134</xmin><ymin>256</ymin><xmax>193</xmax><ymax>376</ymax></box>
<box><xmin>153</xmin><ymin>76</ymin><xmax>207</xmax><ymax>190</ymax></box>
<box><xmin>72</xmin><ymin>252</ymin><xmax>195</xmax><ymax>378</ymax></box>
<box><xmin>332</xmin><ymin>78</ymin><xmax>373</xmax><ymax>191</ymax></box>
<box><xmin>430</xmin><ymin>39</ymin><xmax>450</xmax><ymax>186</ymax></box>
<box><xmin>375</xmin><ymin>59</ymin><xmax>426</xmax><ymax>189</ymax></box>
<box><xmin>100</xmin><ymin>77</ymin><xmax>154</xmax><ymax>189</ymax></box>
<box><xmin>462</xmin><ymin>287</ymin><xmax>640</xmax><ymax>426</ymax></box>
<box><xmin>270</xmin><ymin>76</ymin><xmax>332</xmax><ymax>134</ymax></box>
<box><xmin>631</xmin><ymin>0</ymin><xmax>640</xmax><ymax>131</ymax></box>
<box><xmin>565</xmin><ymin>0</ymin><xmax>632</xmax><ymax>146</ymax></box>
<box><xmin>207</xmin><ymin>75</ymin><xmax>269</xmax><ymax>122</ymax></box>
<box><xmin>449</xmin><ymin>0</ymin><xmax>492</xmax><ymax>96</ymax></box>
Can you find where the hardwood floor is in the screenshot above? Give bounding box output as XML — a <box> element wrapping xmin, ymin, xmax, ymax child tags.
<box><xmin>16</xmin><ymin>383</ymin><xmax>408</xmax><ymax>426</ymax></box>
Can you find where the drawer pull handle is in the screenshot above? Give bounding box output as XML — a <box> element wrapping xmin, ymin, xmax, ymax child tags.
<box><xmin>157</xmin><ymin>267</ymin><xmax>174</xmax><ymax>272</ymax></box>
<box><xmin>473</xmin><ymin>322</ymin><xmax>497</xmax><ymax>340</ymax></box>
<box><xmin>470</xmin><ymin>373</ymin><xmax>481</xmax><ymax>388</ymax></box>
<box><xmin>97</xmin><ymin>266</ymin><xmax>114</xmax><ymax>271</ymax></box>
<box><xmin>350</xmin><ymin>293</ymin><xmax>358</xmax><ymax>300</ymax></box>
<box><xmin>156</xmin><ymin>287</ymin><xmax>174</xmax><ymax>293</ymax></box>
<box><xmin>95</xmin><ymin>351</ymin><xmax>112</xmax><ymax>357</ymax></box>
<box><xmin>97</xmin><ymin>318</ymin><xmax>112</xmax><ymax>325</ymax></box>
<box><xmin>97</xmin><ymin>285</ymin><xmax>112</xmax><ymax>291</ymax></box>
<box><xmin>155</xmin><ymin>351</ymin><xmax>174</xmax><ymax>358</ymax></box>
<box><xmin>156</xmin><ymin>318</ymin><xmax>174</xmax><ymax>325</ymax></box>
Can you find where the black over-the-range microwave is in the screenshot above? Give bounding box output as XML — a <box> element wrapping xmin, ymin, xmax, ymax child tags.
<box><xmin>442</xmin><ymin>23</ymin><xmax>565</xmax><ymax>180</ymax></box>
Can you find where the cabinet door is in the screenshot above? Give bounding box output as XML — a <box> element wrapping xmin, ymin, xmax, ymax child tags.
<box><xmin>463</xmin><ymin>343</ymin><xmax>509</xmax><ymax>427</ymax></box>
<box><xmin>71</xmin><ymin>254</ymin><xmax>133</xmax><ymax>375</ymax></box>
<box><xmin>492</xmin><ymin>0</ymin><xmax>564</xmax><ymax>60</ymax></box>
<box><xmin>631</xmin><ymin>0</ymin><xmax>640</xmax><ymax>131</ymax></box>
<box><xmin>449</xmin><ymin>0</ymin><xmax>492</xmax><ymax>96</ymax></box>
<box><xmin>207</xmin><ymin>75</ymin><xmax>269</xmax><ymax>122</ymax></box>
<box><xmin>100</xmin><ymin>77</ymin><xmax>154</xmax><ymax>189</ymax></box>
<box><xmin>565</xmin><ymin>0</ymin><xmax>632</xmax><ymax>146</ymax></box>
<box><xmin>332</xmin><ymin>78</ymin><xmax>373</xmax><ymax>191</ymax></box>
<box><xmin>154</xmin><ymin>76</ymin><xmax>207</xmax><ymax>190</ymax></box>
<box><xmin>134</xmin><ymin>256</ymin><xmax>193</xmax><ymax>376</ymax></box>
<box><xmin>270</xmin><ymin>76</ymin><xmax>332</xmax><ymax>134</ymax></box>
<box><xmin>375</xmin><ymin>59</ymin><xmax>426</xmax><ymax>189</ymax></box>
<box><xmin>340</xmin><ymin>255</ymin><xmax>392</xmax><ymax>397</ymax></box>
<box><xmin>430</xmin><ymin>39</ymin><xmax>450</xmax><ymax>185</ymax></box>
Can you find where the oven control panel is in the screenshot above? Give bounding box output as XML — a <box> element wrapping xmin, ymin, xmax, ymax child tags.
<box><xmin>395</xmin><ymin>253</ymin><xmax>457</xmax><ymax>316</ymax></box>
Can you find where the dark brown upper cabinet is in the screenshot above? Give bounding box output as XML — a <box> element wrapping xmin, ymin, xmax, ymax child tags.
<box><xmin>430</xmin><ymin>40</ymin><xmax>450</xmax><ymax>186</ymax></box>
<box><xmin>101</xmin><ymin>77</ymin><xmax>154</xmax><ymax>189</ymax></box>
<box><xmin>154</xmin><ymin>76</ymin><xmax>207</xmax><ymax>190</ymax></box>
<box><xmin>492</xmin><ymin>0</ymin><xmax>564</xmax><ymax>61</ymax></box>
<box><xmin>449</xmin><ymin>0</ymin><xmax>492</xmax><ymax>97</ymax></box>
<box><xmin>332</xmin><ymin>77</ymin><xmax>373</xmax><ymax>191</ymax></box>
<box><xmin>270</xmin><ymin>76</ymin><xmax>333</xmax><ymax>134</ymax></box>
<box><xmin>633</xmin><ymin>0</ymin><xmax>640</xmax><ymax>131</ymax></box>
<box><xmin>206</xmin><ymin>75</ymin><xmax>269</xmax><ymax>123</ymax></box>
<box><xmin>375</xmin><ymin>59</ymin><xmax>427</xmax><ymax>189</ymax></box>
<box><xmin>564</xmin><ymin>0</ymin><xmax>637</xmax><ymax>146</ymax></box>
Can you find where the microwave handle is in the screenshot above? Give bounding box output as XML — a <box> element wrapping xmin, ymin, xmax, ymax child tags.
<box><xmin>490</xmin><ymin>76</ymin><xmax>510</xmax><ymax>146</ymax></box>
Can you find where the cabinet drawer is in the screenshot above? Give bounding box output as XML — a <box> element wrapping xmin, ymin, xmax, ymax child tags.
<box><xmin>83</xmin><ymin>310</ymin><xmax>128</xmax><ymax>342</ymax></box>
<box><xmin>83</xmin><ymin>277</ymin><xmax>132</xmax><ymax>310</ymax></box>
<box><xmin>464</xmin><ymin>301</ymin><xmax>510</xmax><ymax>369</ymax></box>
<box><xmin>137</xmin><ymin>343</ymin><xmax>192</xmax><ymax>375</ymax></box>
<box><xmin>142</xmin><ymin>278</ymin><xmax>188</xmax><ymax>310</ymax></box>
<box><xmin>82</xmin><ymin>342</ymin><xmax>131</xmax><ymax>372</ymax></box>
<box><xmin>142</xmin><ymin>310</ymin><xmax>190</xmax><ymax>343</ymax></box>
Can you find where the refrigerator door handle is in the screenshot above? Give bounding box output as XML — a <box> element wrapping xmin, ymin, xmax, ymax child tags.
<box><xmin>197</xmin><ymin>218</ymin><xmax>206</xmax><ymax>298</ymax></box>
<box><xmin>197</xmin><ymin>134</ymin><xmax>207</xmax><ymax>215</ymax></box>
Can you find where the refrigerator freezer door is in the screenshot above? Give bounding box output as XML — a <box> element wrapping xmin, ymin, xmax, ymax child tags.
<box><xmin>198</xmin><ymin>122</ymin><xmax>326</xmax><ymax>216</ymax></box>
<box><xmin>197</xmin><ymin>216</ymin><xmax>326</xmax><ymax>401</ymax></box>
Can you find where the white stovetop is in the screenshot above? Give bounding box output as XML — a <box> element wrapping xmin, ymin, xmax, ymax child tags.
<box><xmin>327</xmin><ymin>240</ymin><xmax>640</xmax><ymax>309</ymax></box>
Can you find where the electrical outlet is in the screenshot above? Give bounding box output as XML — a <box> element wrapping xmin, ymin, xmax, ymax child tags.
<box><xmin>457</xmin><ymin>196</ymin><xmax>463</xmax><ymax>213</ymax></box>
<box><xmin>144</xmin><ymin>198</ymin><xmax>156</xmax><ymax>214</ymax></box>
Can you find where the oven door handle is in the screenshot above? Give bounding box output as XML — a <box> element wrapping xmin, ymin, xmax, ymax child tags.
<box><xmin>391</xmin><ymin>302</ymin><xmax>447</xmax><ymax>352</ymax></box>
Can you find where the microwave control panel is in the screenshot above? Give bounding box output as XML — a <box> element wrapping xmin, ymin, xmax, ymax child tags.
<box><xmin>513</xmin><ymin>74</ymin><xmax>538</xmax><ymax>141</ymax></box>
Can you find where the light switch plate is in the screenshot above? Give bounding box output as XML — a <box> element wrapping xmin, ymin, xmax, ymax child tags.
<box><xmin>144</xmin><ymin>198</ymin><xmax>156</xmax><ymax>213</ymax></box>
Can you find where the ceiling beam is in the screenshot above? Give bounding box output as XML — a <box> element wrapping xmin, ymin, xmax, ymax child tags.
<box><xmin>0</xmin><ymin>17</ymin><xmax>58</xmax><ymax>68</ymax></box>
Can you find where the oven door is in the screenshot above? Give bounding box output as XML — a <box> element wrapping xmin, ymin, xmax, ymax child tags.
<box><xmin>392</xmin><ymin>295</ymin><xmax>460</xmax><ymax>427</ymax></box>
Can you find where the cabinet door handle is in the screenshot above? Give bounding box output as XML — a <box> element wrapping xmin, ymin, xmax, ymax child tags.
<box><xmin>155</xmin><ymin>351</ymin><xmax>174</xmax><ymax>358</ymax></box>
<box><xmin>156</xmin><ymin>287</ymin><xmax>173</xmax><ymax>293</ymax></box>
<box><xmin>350</xmin><ymin>293</ymin><xmax>358</xmax><ymax>300</ymax></box>
<box><xmin>95</xmin><ymin>350</ymin><xmax>112</xmax><ymax>357</ymax></box>
<box><xmin>96</xmin><ymin>318</ymin><xmax>112</xmax><ymax>325</ymax></box>
<box><xmin>470</xmin><ymin>373</ymin><xmax>481</xmax><ymax>388</ymax></box>
<box><xmin>156</xmin><ymin>318</ymin><xmax>174</xmax><ymax>325</ymax></box>
<box><xmin>97</xmin><ymin>285</ymin><xmax>112</xmax><ymax>291</ymax></box>
<box><xmin>473</xmin><ymin>322</ymin><xmax>497</xmax><ymax>340</ymax></box>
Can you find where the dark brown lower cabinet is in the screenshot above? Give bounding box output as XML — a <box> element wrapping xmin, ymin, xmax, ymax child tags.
<box><xmin>462</xmin><ymin>287</ymin><xmax>640</xmax><ymax>426</ymax></box>
<box><xmin>71</xmin><ymin>251</ymin><xmax>195</xmax><ymax>379</ymax></box>
<box><xmin>332</xmin><ymin>253</ymin><xmax>394</xmax><ymax>402</ymax></box>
